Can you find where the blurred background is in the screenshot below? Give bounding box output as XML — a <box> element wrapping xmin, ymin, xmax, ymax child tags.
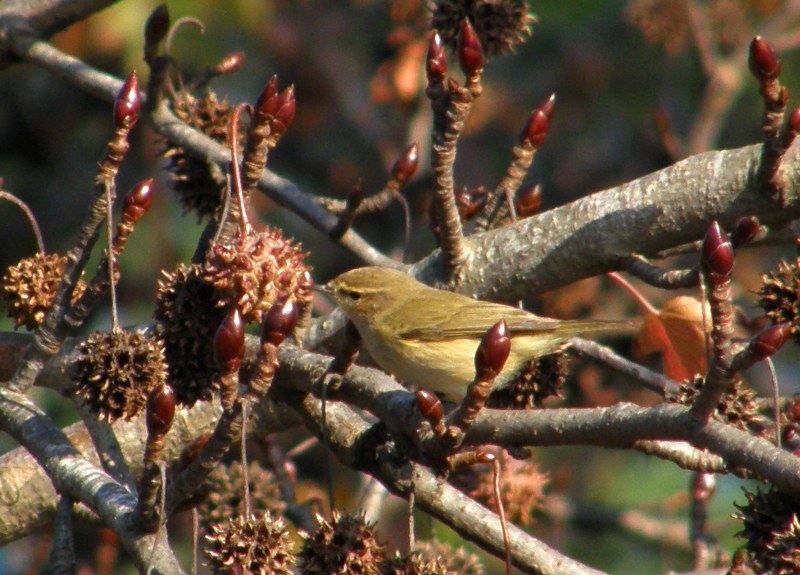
<box><xmin>1</xmin><ymin>1</ymin><xmax>799</xmax><ymax>573</ymax></box>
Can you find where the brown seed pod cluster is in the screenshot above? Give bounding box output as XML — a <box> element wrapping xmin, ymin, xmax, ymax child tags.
<box><xmin>204</xmin><ymin>512</ymin><xmax>295</xmax><ymax>575</ymax></box>
<box><xmin>756</xmin><ymin>257</ymin><xmax>800</xmax><ymax>344</ymax></box>
<box><xmin>1</xmin><ymin>252</ymin><xmax>86</xmax><ymax>331</ymax></box>
<box><xmin>381</xmin><ymin>551</ymin><xmax>456</xmax><ymax>575</ymax></box>
<box><xmin>430</xmin><ymin>0</ymin><xmax>535</xmax><ymax>57</ymax></box>
<box><xmin>734</xmin><ymin>486</ymin><xmax>800</xmax><ymax>575</ymax></box>
<box><xmin>668</xmin><ymin>376</ymin><xmax>759</xmax><ymax>432</ymax></box>
<box><xmin>487</xmin><ymin>353</ymin><xmax>568</xmax><ymax>409</ymax></box>
<box><xmin>73</xmin><ymin>329</ymin><xmax>167</xmax><ymax>422</ymax></box>
<box><xmin>198</xmin><ymin>460</ymin><xmax>286</xmax><ymax>530</ymax></box>
<box><xmin>299</xmin><ymin>510</ymin><xmax>384</xmax><ymax>575</ymax></box>
<box><xmin>414</xmin><ymin>541</ymin><xmax>485</xmax><ymax>575</ymax></box>
<box><xmin>154</xmin><ymin>263</ymin><xmax>228</xmax><ymax>406</ymax></box>
<box><xmin>202</xmin><ymin>227</ymin><xmax>313</xmax><ymax>325</ymax></box>
<box><xmin>163</xmin><ymin>89</ymin><xmax>234</xmax><ymax>220</ymax></box>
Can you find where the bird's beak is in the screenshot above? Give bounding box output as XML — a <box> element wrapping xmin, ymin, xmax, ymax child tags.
<box><xmin>314</xmin><ymin>283</ymin><xmax>333</xmax><ymax>295</ymax></box>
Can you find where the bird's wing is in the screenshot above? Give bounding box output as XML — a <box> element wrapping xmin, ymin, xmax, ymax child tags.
<box><xmin>391</xmin><ymin>294</ymin><xmax>560</xmax><ymax>341</ymax></box>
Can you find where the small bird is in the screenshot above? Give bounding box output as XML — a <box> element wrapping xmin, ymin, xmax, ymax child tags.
<box><xmin>326</xmin><ymin>266</ymin><xmax>636</xmax><ymax>400</ymax></box>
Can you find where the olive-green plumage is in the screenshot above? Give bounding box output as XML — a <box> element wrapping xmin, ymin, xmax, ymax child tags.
<box><xmin>327</xmin><ymin>267</ymin><xmax>635</xmax><ymax>400</ymax></box>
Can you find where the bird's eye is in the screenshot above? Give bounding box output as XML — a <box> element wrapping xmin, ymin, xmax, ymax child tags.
<box><xmin>347</xmin><ymin>290</ymin><xmax>361</xmax><ymax>301</ymax></box>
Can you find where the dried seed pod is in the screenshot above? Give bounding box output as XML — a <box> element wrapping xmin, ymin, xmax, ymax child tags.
<box><xmin>668</xmin><ymin>376</ymin><xmax>758</xmax><ymax>432</ymax></box>
<box><xmin>431</xmin><ymin>0</ymin><xmax>535</xmax><ymax>57</ymax></box>
<box><xmin>155</xmin><ymin>263</ymin><xmax>227</xmax><ymax>406</ymax></box>
<box><xmin>163</xmin><ymin>89</ymin><xmax>233</xmax><ymax>220</ymax></box>
<box><xmin>205</xmin><ymin>512</ymin><xmax>295</xmax><ymax>575</ymax></box>
<box><xmin>202</xmin><ymin>227</ymin><xmax>312</xmax><ymax>325</ymax></box>
<box><xmin>756</xmin><ymin>256</ymin><xmax>800</xmax><ymax>344</ymax></box>
<box><xmin>1</xmin><ymin>252</ymin><xmax>86</xmax><ymax>330</ymax></box>
<box><xmin>734</xmin><ymin>486</ymin><xmax>800</xmax><ymax>574</ymax></box>
<box><xmin>299</xmin><ymin>511</ymin><xmax>384</xmax><ymax>575</ymax></box>
<box><xmin>74</xmin><ymin>330</ymin><xmax>168</xmax><ymax>422</ymax></box>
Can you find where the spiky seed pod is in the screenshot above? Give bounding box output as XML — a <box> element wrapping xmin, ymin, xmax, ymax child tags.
<box><xmin>381</xmin><ymin>551</ymin><xmax>456</xmax><ymax>575</ymax></box>
<box><xmin>734</xmin><ymin>486</ymin><xmax>800</xmax><ymax>574</ymax></box>
<box><xmin>756</xmin><ymin>257</ymin><xmax>800</xmax><ymax>344</ymax></box>
<box><xmin>198</xmin><ymin>460</ymin><xmax>286</xmax><ymax>531</ymax></box>
<box><xmin>299</xmin><ymin>510</ymin><xmax>384</xmax><ymax>575</ymax></box>
<box><xmin>155</xmin><ymin>263</ymin><xmax>228</xmax><ymax>406</ymax></box>
<box><xmin>163</xmin><ymin>89</ymin><xmax>233</xmax><ymax>220</ymax></box>
<box><xmin>668</xmin><ymin>376</ymin><xmax>759</xmax><ymax>432</ymax></box>
<box><xmin>1</xmin><ymin>253</ymin><xmax>86</xmax><ymax>331</ymax></box>
<box><xmin>431</xmin><ymin>0</ymin><xmax>535</xmax><ymax>57</ymax></box>
<box><xmin>204</xmin><ymin>512</ymin><xmax>295</xmax><ymax>575</ymax></box>
<box><xmin>414</xmin><ymin>541</ymin><xmax>485</xmax><ymax>575</ymax></box>
<box><xmin>202</xmin><ymin>227</ymin><xmax>312</xmax><ymax>325</ymax></box>
<box><xmin>471</xmin><ymin>456</ymin><xmax>548</xmax><ymax>526</ymax></box>
<box><xmin>487</xmin><ymin>353</ymin><xmax>568</xmax><ymax>409</ymax></box>
<box><xmin>73</xmin><ymin>330</ymin><xmax>167</xmax><ymax>422</ymax></box>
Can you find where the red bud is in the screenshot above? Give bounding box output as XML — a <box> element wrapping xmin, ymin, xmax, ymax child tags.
<box><xmin>475</xmin><ymin>320</ymin><xmax>510</xmax><ymax>379</ymax></box>
<box><xmin>122</xmin><ymin>179</ymin><xmax>154</xmax><ymax>224</ymax></box>
<box><xmin>750</xmin><ymin>322</ymin><xmax>792</xmax><ymax>361</ymax></box>
<box><xmin>271</xmin><ymin>85</ymin><xmax>296</xmax><ymax>136</ymax></box>
<box><xmin>730</xmin><ymin>216</ymin><xmax>762</xmax><ymax>247</ymax></box>
<box><xmin>391</xmin><ymin>142</ymin><xmax>420</xmax><ymax>184</ymax></box>
<box><xmin>515</xmin><ymin>185</ymin><xmax>542</xmax><ymax>218</ymax></box>
<box><xmin>215</xmin><ymin>309</ymin><xmax>244</xmax><ymax>373</ymax></box>
<box><xmin>458</xmin><ymin>19</ymin><xmax>484</xmax><ymax>77</ymax></box>
<box><xmin>416</xmin><ymin>389</ymin><xmax>444</xmax><ymax>423</ymax></box>
<box><xmin>426</xmin><ymin>32</ymin><xmax>447</xmax><ymax>83</ymax></box>
<box><xmin>215</xmin><ymin>52</ymin><xmax>245</xmax><ymax>75</ymax></box>
<box><xmin>114</xmin><ymin>71</ymin><xmax>140</xmax><ymax>130</ymax></box>
<box><xmin>347</xmin><ymin>180</ymin><xmax>364</xmax><ymax>209</ymax></box>
<box><xmin>520</xmin><ymin>109</ymin><xmax>549</xmax><ymax>147</ymax></box>
<box><xmin>261</xmin><ymin>296</ymin><xmax>297</xmax><ymax>347</ymax></box>
<box><xmin>701</xmin><ymin>221</ymin><xmax>734</xmax><ymax>282</ymax></box>
<box><xmin>539</xmin><ymin>93</ymin><xmax>556</xmax><ymax>121</ymax></box>
<box><xmin>146</xmin><ymin>384</ymin><xmax>175</xmax><ymax>436</ymax></box>
<box><xmin>255</xmin><ymin>75</ymin><xmax>280</xmax><ymax>117</ymax></box>
<box><xmin>749</xmin><ymin>36</ymin><xmax>781</xmax><ymax>82</ymax></box>
<box><xmin>144</xmin><ymin>4</ymin><xmax>170</xmax><ymax>48</ymax></box>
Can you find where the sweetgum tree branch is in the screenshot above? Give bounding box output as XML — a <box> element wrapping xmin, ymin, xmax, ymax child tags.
<box><xmin>5</xmin><ymin>33</ymin><xmax>395</xmax><ymax>268</ymax></box>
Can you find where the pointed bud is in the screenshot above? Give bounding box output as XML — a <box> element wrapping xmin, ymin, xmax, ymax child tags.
<box><xmin>520</xmin><ymin>109</ymin><xmax>549</xmax><ymax>147</ymax></box>
<box><xmin>391</xmin><ymin>142</ymin><xmax>420</xmax><ymax>184</ymax></box>
<box><xmin>214</xmin><ymin>52</ymin><xmax>245</xmax><ymax>75</ymax></box>
<box><xmin>426</xmin><ymin>32</ymin><xmax>447</xmax><ymax>82</ymax></box>
<box><xmin>262</xmin><ymin>296</ymin><xmax>297</xmax><ymax>347</ymax></box>
<box><xmin>475</xmin><ymin>320</ymin><xmax>510</xmax><ymax>380</ymax></box>
<box><xmin>122</xmin><ymin>179</ymin><xmax>154</xmax><ymax>224</ymax></box>
<box><xmin>255</xmin><ymin>75</ymin><xmax>280</xmax><ymax>117</ymax></box>
<box><xmin>416</xmin><ymin>389</ymin><xmax>444</xmax><ymax>424</ymax></box>
<box><xmin>146</xmin><ymin>384</ymin><xmax>175</xmax><ymax>436</ymax></box>
<box><xmin>144</xmin><ymin>4</ymin><xmax>170</xmax><ymax>48</ymax></box>
<box><xmin>215</xmin><ymin>309</ymin><xmax>244</xmax><ymax>373</ymax></box>
<box><xmin>750</xmin><ymin>322</ymin><xmax>791</xmax><ymax>361</ymax></box>
<box><xmin>730</xmin><ymin>216</ymin><xmax>762</xmax><ymax>247</ymax></box>
<box><xmin>114</xmin><ymin>72</ymin><xmax>140</xmax><ymax>130</ymax></box>
<box><xmin>539</xmin><ymin>93</ymin><xmax>557</xmax><ymax>121</ymax></box>
<box><xmin>271</xmin><ymin>85</ymin><xmax>296</xmax><ymax>136</ymax></box>
<box><xmin>749</xmin><ymin>36</ymin><xmax>781</xmax><ymax>82</ymax></box>
<box><xmin>515</xmin><ymin>184</ymin><xmax>542</xmax><ymax>218</ymax></box>
<box><xmin>701</xmin><ymin>221</ymin><xmax>734</xmax><ymax>283</ymax></box>
<box><xmin>458</xmin><ymin>19</ymin><xmax>484</xmax><ymax>77</ymax></box>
